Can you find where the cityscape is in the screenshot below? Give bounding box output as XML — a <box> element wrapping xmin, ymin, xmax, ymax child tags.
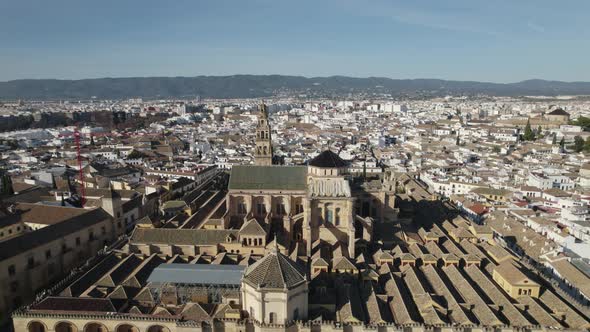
<box><xmin>1</xmin><ymin>1</ymin><xmax>590</xmax><ymax>332</ymax></box>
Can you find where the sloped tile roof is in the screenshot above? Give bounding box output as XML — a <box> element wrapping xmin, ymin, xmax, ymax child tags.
<box><xmin>31</xmin><ymin>297</ymin><xmax>116</xmax><ymax>313</ymax></box>
<box><xmin>243</xmin><ymin>249</ymin><xmax>306</xmax><ymax>289</ymax></box>
<box><xmin>0</xmin><ymin>207</ymin><xmax>111</xmax><ymax>262</ymax></box>
<box><xmin>228</xmin><ymin>165</ymin><xmax>307</xmax><ymax>191</ymax></box>
<box><xmin>547</xmin><ymin>108</ymin><xmax>569</xmax><ymax>116</ymax></box>
<box><xmin>239</xmin><ymin>218</ymin><xmax>267</xmax><ymax>236</ymax></box>
<box><xmin>130</xmin><ymin>228</ymin><xmax>238</xmax><ymax>246</ymax></box>
<box><xmin>309</xmin><ymin>150</ymin><xmax>349</xmax><ymax>168</ymax></box>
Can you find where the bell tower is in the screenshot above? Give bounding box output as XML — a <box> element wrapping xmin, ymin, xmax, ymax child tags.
<box><xmin>254</xmin><ymin>102</ymin><xmax>273</xmax><ymax>166</ymax></box>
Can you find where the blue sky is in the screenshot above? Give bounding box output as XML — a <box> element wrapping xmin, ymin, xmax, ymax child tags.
<box><xmin>1</xmin><ymin>0</ymin><xmax>589</xmax><ymax>82</ymax></box>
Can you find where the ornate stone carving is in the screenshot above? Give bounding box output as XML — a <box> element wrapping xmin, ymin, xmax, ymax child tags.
<box><xmin>308</xmin><ymin>178</ymin><xmax>351</xmax><ymax>197</ymax></box>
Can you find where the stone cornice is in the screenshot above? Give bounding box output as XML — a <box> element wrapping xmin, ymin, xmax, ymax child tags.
<box><xmin>12</xmin><ymin>311</ymin><xmax>177</xmax><ymax>323</ymax></box>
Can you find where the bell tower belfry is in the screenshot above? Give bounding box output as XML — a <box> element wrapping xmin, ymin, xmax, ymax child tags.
<box><xmin>254</xmin><ymin>102</ymin><xmax>273</xmax><ymax>166</ymax></box>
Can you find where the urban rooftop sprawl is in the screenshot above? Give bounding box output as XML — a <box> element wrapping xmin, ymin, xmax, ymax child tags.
<box><xmin>1</xmin><ymin>95</ymin><xmax>590</xmax><ymax>332</ymax></box>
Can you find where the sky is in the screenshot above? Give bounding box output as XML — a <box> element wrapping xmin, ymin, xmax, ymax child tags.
<box><xmin>0</xmin><ymin>0</ymin><xmax>589</xmax><ymax>82</ymax></box>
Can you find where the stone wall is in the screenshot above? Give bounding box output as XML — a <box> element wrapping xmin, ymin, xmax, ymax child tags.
<box><xmin>14</xmin><ymin>315</ymin><xmax>553</xmax><ymax>332</ymax></box>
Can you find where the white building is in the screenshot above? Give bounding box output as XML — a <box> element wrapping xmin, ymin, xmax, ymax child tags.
<box><xmin>382</xmin><ymin>103</ymin><xmax>408</xmax><ymax>113</ymax></box>
<box><xmin>528</xmin><ymin>172</ymin><xmax>574</xmax><ymax>191</ymax></box>
<box><xmin>241</xmin><ymin>248</ymin><xmax>308</xmax><ymax>324</ymax></box>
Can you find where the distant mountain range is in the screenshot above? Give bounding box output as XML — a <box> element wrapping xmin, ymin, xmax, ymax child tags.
<box><xmin>1</xmin><ymin>75</ymin><xmax>590</xmax><ymax>100</ymax></box>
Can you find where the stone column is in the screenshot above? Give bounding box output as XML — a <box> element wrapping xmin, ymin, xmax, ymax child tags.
<box><xmin>348</xmin><ymin>199</ymin><xmax>355</xmax><ymax>258</ymax></box>
<box><xmin>283</xmin><ymin>215</ymin><xmax>292</xmax><ymax>243</ymax></box>
<box><xmin>264</xmin><ymin>195</ymin><xmax>272</xmax><ymax>216</ymax></box>
<box><xmin>284</xmin><ymin>195</ymin><xmax>291</xmax><ymax>215</ymax></box>
<box><xmin>259</xmin><ymin>288</ymin><xmax>265</xmax><ymax>323</ymax></box>
<box><xmin>283</xmin><ymin>290</ymin><xmax>289</xmax><ymax>324</ymax></box>
<box><xmin>303</xmin><ymin>198</ymin><xmax>312</xmax><ymax>255</ymax></box>
<box><xmin>246</xmin><ymin>195</ymin><xmax>253</xmax><ymax>214</ymax></box>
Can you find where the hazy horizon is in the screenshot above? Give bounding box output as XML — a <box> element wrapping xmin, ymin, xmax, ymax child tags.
<box><xmin>2</xmin><ymin>74</ymin><xmax>590</xmax><ymax>85</ymax></box>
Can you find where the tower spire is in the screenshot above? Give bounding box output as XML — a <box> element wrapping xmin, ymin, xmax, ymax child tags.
<box><xmin>254</xmin><ymin>101</ymin><xmax>273</xmax><ymax>166</ymax></box>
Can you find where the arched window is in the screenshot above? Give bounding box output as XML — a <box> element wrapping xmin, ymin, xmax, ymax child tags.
<box><xmin>335</xmin><ymin>208</ymin><xmax>341</xmax><ymax>226</ymax></box>
<box><xmin>256</xmin><ymin>203</ymin><xmax>265</xmax><ymax>215</ymax></box>
<box><xmin>116</xmin><ymin>324</ymin><xmax>140</xmax><ymax>332</ymax></box>
<box><xmin>237</xmin><ymin>201</ymin><xmax>247</xmax><ymax>214</ymax></box>
<box><xmin>84</xmin><ymin>322</ymin><xmax>107</xmax><ymax>332</ymax></box>
<box><xmin>147</xmin><ymin>326</ymin><xmax>171</xmax><ymax>332</ymax></box>
<box><xmin>269</xmin><ymin>312</ymin><xmax>277</xmax><ymax>324</ymax></box>
<box><xmin>361</xmin><ymin>201</ymin><xmax>370</xmax><ymax>217</ymax></box>
<box><xmin>28</xmin><ymin>321</ymin><xmax>47</xmax><ymax>332</ymax></box>
<box><xmin>293</xmin><ymin>308</ymin><xmax>300</xmax><ymax>320</ymax></box>
<box><xmin>275</xmin><ymin>200</ymin><xmax>285</xmax><ymax>215</ymax></box>
<box><xmin>55</xmin><ymin>322</ymin><xmax>78</xmax><ymax>332</ymax></box>
<box><xmin>325</xmin><ymin>204</ymin><xmax>333</xmax><ymax>224</ymax></box>
<box><xmin>295</xmin><ymin>203</ymin><xmax>303</xmax><ymax>214</ymax></box>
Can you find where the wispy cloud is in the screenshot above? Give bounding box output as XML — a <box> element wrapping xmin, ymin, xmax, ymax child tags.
<box><xmin>527</xmin><ymin>21</ymin><xmax>545</xmax><ymax>33</ymax></box>
<box><xmin>336</xmin><ymin>0</ymin><xmax>501</xmax><ymax>36</ymax></box>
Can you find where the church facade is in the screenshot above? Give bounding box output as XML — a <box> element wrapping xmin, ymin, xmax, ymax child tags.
<box><xmin>226</xmin><ymin>103</ymin><xmax>397</xmax><ymax>259</ymax></box>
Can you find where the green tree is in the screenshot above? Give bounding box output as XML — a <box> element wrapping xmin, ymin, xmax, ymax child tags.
<box><xmin>536</xmin><ymin>126</ymin><xmax>543</xmax><ymax>139</ymax></box>
<box><xmin>571</xmin><ymin>116</ymin><xmax>590</xmax><ymax>131</ymax></box>
<box><xmin>573</xmin><ymin>136</ymin><xmax>585</xmax><ymax>152</ymax></box>
<box><xmin>523</xmin><ymin>119</ymin><xmax>535</xmax><ymax>141</ymax></box>
<box><xmin>552</xmin><ymin>134</ymin><xmax>557</xmax><ymax>145</ymax></box>
<box><xmin>585</xmin><ymin>137</ymin><xmax>590</xmax><ymax>152</ymax></box>
<box><xmin>559</xmin><ymin>137</ymin><xmax>565</xmax><ymax>149</ymax></box>
<box><xmin>1</xmin><ymin>173</ymin><xmax>14</xmax><ymax>195</ymax></box>
<box><xmin>127</xmin><ymin>150</ymin><xmax>146</xmax><ymax>159</ymax></box>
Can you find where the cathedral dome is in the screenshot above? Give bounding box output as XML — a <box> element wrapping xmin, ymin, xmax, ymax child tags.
<box><xmin>243</xmin><ymin>249</ymin><xmax>306</xmax><ymax>289</ymax></box>
<box><xmin>547</xmin><ymin>108</ymin><xmax>569</xmax><ymax>116</ymax></box>
<box><xmin>308</xmin><ymin>150</ymin><xmax>348</xmax><ymax>168</ymax></box>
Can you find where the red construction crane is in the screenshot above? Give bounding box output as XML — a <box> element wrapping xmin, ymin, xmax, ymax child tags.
<box><xmin>74</xmin><ymin>129</ymin><xmax>86</xmax><ymax>207</ymax></box>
